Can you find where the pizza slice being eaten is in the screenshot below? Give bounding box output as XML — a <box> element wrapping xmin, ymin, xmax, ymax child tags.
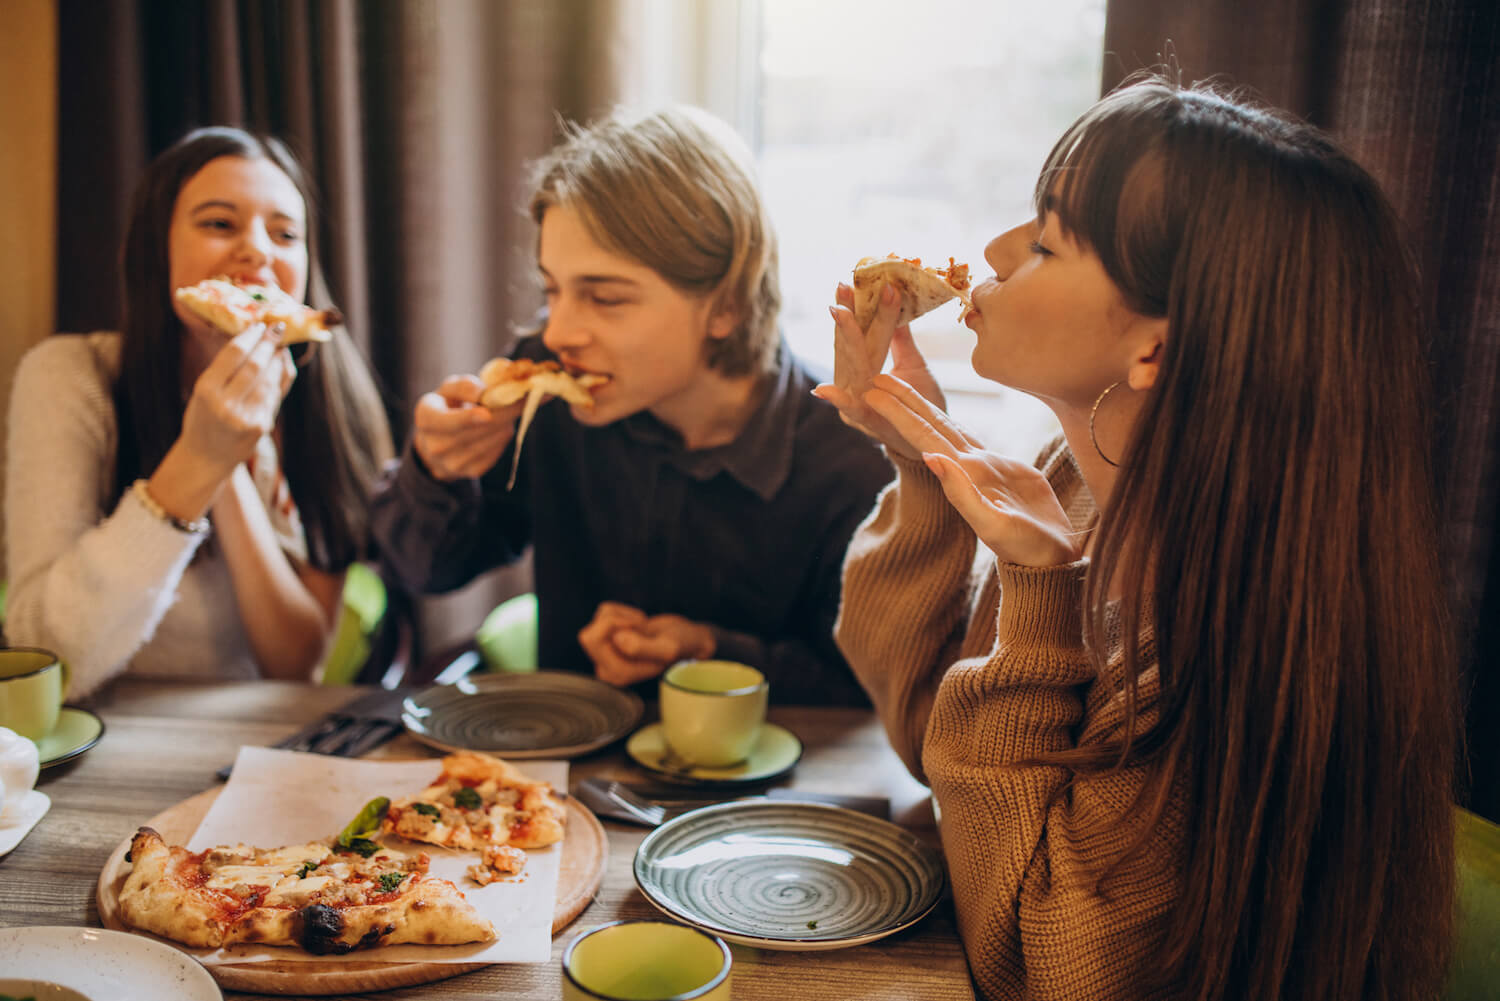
<box><xmin>835</xmin><ymin>254</ymin><xmax>972</xmax><ymax>399</ymax></box>
<box><xmin>383</xmin><ymin>751</ymin><xmax>567</xmax><ymax>886</ymax></box>
<box><xmin>851</xmin><ymin>254</ymin><xmax>972</xmax><ymax>332</ymax></box>
<box><xmin>175</xmin><ymin>276</ymin><xmax>342</xmax><ymax>345</ymax></box>
<box><xmin>117</xmin><ymin>827</ymin><xmax>495</xmax><ymax>954</ymax></box>
<box><xmin>477</xmin><ymin>358</ymin><xmax>608</xmax><ymax>490</ymax></box>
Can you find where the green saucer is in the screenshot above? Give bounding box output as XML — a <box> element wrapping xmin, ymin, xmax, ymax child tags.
<box><xmin>626</xmin><ymin>722</ymin><xmax>802</xmax><ymax>786</ymax></box>
<box><xmin>37</xmin><ymin>706</ymin><xmax>105</xmax><ymax>768</ymax></box>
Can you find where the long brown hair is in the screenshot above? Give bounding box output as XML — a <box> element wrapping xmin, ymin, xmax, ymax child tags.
<box><xmin>113</xmin><ymin>126</ymin><xmax>393</xmax><ymax>570</ymax></box>
<box><xmin>1042</xmin><ymin>78</ymin><xmax>1456</xmax><ymax>1000</ymax></box>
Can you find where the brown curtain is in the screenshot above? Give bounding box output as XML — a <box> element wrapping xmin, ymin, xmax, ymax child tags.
<box><xmin>1102</xmin><ymin>0</ymin><xmax>1500</xmax><ymax>819</ymax></box>
<box><xmin>55</xmin><ymin>0</ymin><xmax>630</xmax><ymax>661</ymax></box>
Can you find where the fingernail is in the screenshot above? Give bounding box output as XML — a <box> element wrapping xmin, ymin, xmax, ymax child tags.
<box><xmin>882</xmin><ymin>284</ymin><xmax>897</xmax><ymax>305</ymax></box>
<box><xmin>923</xmin><ymin>452</ymin><xmax>943</xmax><ymax>476</ymax></box>
<box><xmin>810</xmin><ymin>386</ymin><xmax>827</xmax><ymax>401</ymax></box>
<box><xmin>828</xmin><ymin>305</ymin><xmax>841</xmax><ymax>321</ymax></box>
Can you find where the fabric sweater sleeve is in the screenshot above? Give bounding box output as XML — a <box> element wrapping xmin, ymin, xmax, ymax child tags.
<box><xmin>367</xmin><ymin>440</ymin><xmax>529</xmax><ymax>594</ymax></box>
<box><xmin>4</xmin><ymin>337</ymin><xmax>207</xmax><ymax>700</ymax></box>
<box><xmin>835</xmin><ymin>451</ymin><xmax>979</xmax><ymax>779</ymax></box>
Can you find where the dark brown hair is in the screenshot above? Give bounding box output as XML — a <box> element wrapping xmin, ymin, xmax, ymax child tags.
<box><xmin>526</xmin><ymin>105</ymin><xmax>781</xmax><ymax>377</ymax></box>
<box><xmin>113</xmin><ymin>126</ymin><xmax>392</xmax><ymax>570</ymax></box>
<box><xmin>1040</xmin><ymin>77</ymin><xmax>1456</xmax><ymax>1000</ymax></box>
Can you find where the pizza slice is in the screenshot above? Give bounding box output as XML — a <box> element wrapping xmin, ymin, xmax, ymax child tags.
<box><xmin>477</xmin><ymin>358</ymin><xmax>609</xmax><ymax>490</ymax></box>
<box><xmin>835</xmin><ymin>254</ymin><xmax>973</xmax><ymax>399</ymax></box>
<box><xmin>118</xmin><ymin>827</ymin><xmax>495</xmax><ymax>954</ymax></box>
<box><xmin>851</xmin><ymin>254</ymin><xmax>972</xmax><ymax>331</ymax></box>
<box><xmin>383</xmin><ymin>751</ymin><xmax>566</xmax><ymax>886</ymax></box>
<box><xmin>175</xmin><ymin>276</ymin><xmax>342</xmax><ymax>344</ymax></box>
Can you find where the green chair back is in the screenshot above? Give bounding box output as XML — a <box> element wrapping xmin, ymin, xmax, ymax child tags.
<box><xmin>318</xmin><ymin>563</ymin><xmax>387</xmax><ymax>686</ymax></box>
<box><xmin>1449</xmin><ymin>807</ymin><xmax>1500</xmax><ymax>1000</ymax></box>
<box><xmin>476</xmin><ymin>592</ymin><xmax>538</xmax><ymax>673</ymax></box>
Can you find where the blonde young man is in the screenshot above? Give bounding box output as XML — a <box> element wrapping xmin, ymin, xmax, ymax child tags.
<box><xmin>371</xmin><ymin>107</ymin><xmax>891</xmax><ymax>704</ymax></box>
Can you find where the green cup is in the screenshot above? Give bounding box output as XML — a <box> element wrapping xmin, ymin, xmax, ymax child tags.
<box><xmin>563</xmin><ymin>920</ymin><xmax>731</xmax><ymax>1001</ymax></box>
<box><xmin>0</xmin><ymin>647</ymin><xmax>64</xmax><ymax>742</ymax></box>
<box><xmin>659</xmin><ymin>659</ymin><xmax>768</xmax><ymax>768</ymax></box>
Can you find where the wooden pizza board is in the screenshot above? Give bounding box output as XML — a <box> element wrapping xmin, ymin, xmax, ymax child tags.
<box><xmin>96</xmin><ymin>786</ymin><xmax>607</xmax><ymax>995</ymax></box>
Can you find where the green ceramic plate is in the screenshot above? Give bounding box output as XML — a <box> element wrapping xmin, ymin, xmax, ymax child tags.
<box><xmin>634</xmin><ymin>800</ymin><xmax>945</xmax><ymax>950</ymax></box>
<box><xmin>37</xmin><ymin>706</ymin><xmax>105</xmax><ymax>768</ymax></box>
<box><xmin>626</xmin><ymin>721</ymin><xmax>802</xmax><ymax>786</ymax></box>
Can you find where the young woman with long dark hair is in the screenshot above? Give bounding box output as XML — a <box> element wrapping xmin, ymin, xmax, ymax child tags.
<box><xmin>820</xmin><ymin>76</ymin><xmax>1456</xmax><ymax>1000</ymax></box>
<box><xmin>6</xmin><ymin>127</ymin><xmax>392</xmax><ymax>698</ymax></box>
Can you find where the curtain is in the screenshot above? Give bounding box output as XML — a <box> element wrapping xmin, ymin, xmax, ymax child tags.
<box><xmin>1102</xmin><ymin>0</ymin><xmax>1500</xmax><ymax>819</ymax></box>
<box><xmin>54</xmin><ymin>0</ymin><xmax>632</xmax><ymax>661</ymax></box>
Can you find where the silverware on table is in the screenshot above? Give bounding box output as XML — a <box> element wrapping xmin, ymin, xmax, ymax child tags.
<box><xmin>574</xmin><ymin>776</ymin><xmax>891</xmax><ymax>827</ymax></box>
<box><xmin>215</xmin><ymin>688</ymin><xmax>412</xmax><ymax>780</ymax></box>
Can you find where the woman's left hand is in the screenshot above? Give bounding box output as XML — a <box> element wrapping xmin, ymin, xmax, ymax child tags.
<box><xmin>863</xmin><ymin>374</ymin><xmax>1082</xmax><ymax>568</ymax></box>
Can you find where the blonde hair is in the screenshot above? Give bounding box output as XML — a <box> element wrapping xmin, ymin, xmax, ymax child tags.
<box><xmin>527</xmin><ymin>105</ymin><xmax>781</xmax><ymax>377</ymax></box>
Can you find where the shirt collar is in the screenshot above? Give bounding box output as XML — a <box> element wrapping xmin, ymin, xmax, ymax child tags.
<box><xmin>620</xmin><ymin>342</ymin><xmax>797</xmax><ymax>501</ymax></box>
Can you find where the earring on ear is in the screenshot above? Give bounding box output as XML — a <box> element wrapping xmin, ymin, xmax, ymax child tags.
<box><xmin>1089</xmin><ymin>381</ymin><xmax>1123</xmax><ymax>467</ymax></box>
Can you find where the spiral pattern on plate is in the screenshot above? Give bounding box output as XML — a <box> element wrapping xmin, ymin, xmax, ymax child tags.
<box><xmin>402</xmin><ymin>672</ymin><xmax>643</xmax><ymax>758</ymax></box>
<box><xmin>633</xmin><ymin>800</ymin><xmax>944</xmax><ymax>950</ymax></box>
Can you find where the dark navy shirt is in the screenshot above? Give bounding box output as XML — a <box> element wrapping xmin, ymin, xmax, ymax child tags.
<box><xmin>370</xmin><ymin>338</ymin><xmax>893</xmax><ymax>706</ymax></box>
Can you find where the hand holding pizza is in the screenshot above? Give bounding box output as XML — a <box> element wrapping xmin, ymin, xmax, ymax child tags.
<box><xmin>177</xmin><ymin>324</ymin><xmax>296</xmax><ymax>475</ymax></box>
<box><xmin>579</xmin><ymin>601</ymin><xmax>715</xmax><ymax>687</ymax></box>
<box><xmin>411</xmin><ymin>375</ymin><xmax>522</xmax><ymax>482</ymax></box>
<box><xmin>815</xmin><ymin>282</ymin><xmax>946</xmax><ymax>460</ymax></box>
<box><xmin>862</xmin><ymin>374</ymin><xmax>1081</xmax><ymax>568</ymax></box>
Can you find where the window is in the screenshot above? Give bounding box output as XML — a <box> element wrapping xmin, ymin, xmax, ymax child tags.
<box><xmin>629</xmin><ymin>0</ymin><xmax>1106</xmax><ymax>456</ymax></box>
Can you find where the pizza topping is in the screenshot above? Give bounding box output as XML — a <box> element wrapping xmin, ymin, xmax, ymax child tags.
<box><xmin>384</xmin><ymin>752</ymin><xmax>565</xmax><ymax>882</ymax></box>
<box><xmin>117</xmin><ymin>826</ymin><xmax>493</xmax><ymax>953</ymax></box>
<box><xmin>174</xmin><ymin>276</ymin><xmax>341</xmax><ymax>344</ymax></box>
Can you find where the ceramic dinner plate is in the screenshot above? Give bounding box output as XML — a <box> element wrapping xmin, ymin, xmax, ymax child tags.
<box><xmin>633</xmin><ymin>800</ymin><xmax>945</xmax><ymax>950</ymax></box>
<box><xmin>0</xmin><ymin>926</ymin><xmax>220</xmax><ymax>999</ymax></box>
<box><xmin>38</xmin><ymin>706</ymin><xmax>105</xmax><ymax>768</ymax></box>
<box><xmin>402</xmin><ymin>671</ymin><xmax>644</xmax><ymax>758</ymax></box>
<box><xmin>625</xmin><ymin>721</ymin><xmax>802</xmax><ymax>786</ymax></box>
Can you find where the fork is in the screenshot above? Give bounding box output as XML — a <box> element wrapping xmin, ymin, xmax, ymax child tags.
<box><xmin>215</xmin><ymin>687</ymin><xmax>412</xmax><ymax>780</ymax></box>
<box><xmin>575</xmin><ymin>778</ymin><xmax>735</xmax><ymax>825</ymax></box>
<box><xmin>574</xmin><ymin>777</ymin><xmax>893</xmax><ymax>827</ymax></box>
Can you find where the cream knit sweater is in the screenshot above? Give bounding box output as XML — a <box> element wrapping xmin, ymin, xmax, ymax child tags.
<box><xmin>5</xmin><ymin>334</ymin><xmax>257</xmax><ymax>699</ymax></box>
<box><xmin>837</xmin><ymin>438</ymin><xmax>1183</xmax><ymax>1001</ymax></box>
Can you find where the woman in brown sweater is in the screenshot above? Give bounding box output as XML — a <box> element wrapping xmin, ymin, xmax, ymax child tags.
<box><xmin>818</xmin><ymin>77</ymin><xmax>1456</xmax><ymax>1000</ymax></box>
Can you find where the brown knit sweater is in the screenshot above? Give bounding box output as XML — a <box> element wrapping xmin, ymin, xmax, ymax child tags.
<box><xmin>836</xmin><ymin>437</ymin><xmax>1183</xmax><ymax>1001</ymax></box>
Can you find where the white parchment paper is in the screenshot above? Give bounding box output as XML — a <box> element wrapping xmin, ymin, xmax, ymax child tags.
<box><xmin>183</xmin><ymin>746</ymin><xmax>566</xmax><ymax>965</ymax></box>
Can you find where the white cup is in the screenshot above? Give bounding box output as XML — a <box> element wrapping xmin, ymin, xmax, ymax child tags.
<box><xmin>0</xmin><ymin>726</ymin><xmax>41</xmax><ymax>823</ymax></box>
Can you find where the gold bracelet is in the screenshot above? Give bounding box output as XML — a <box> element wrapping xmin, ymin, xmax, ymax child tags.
<box><xmin>132</xmin><ymin>479</ymin><xmax>210</xmax><ymax>535</ymax></box>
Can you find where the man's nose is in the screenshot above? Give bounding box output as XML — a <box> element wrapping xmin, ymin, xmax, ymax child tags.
<box><xmin>541</xmin><ymin>300</ymin><xmax>588</xmax><ymax>353</ymax></box>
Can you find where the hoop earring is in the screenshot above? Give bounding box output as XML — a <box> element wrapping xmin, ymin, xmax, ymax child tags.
<box><xmin>1089</xmin><ymin>381</ymin><xmax>1123</xmax><ymax>468</ymax></box>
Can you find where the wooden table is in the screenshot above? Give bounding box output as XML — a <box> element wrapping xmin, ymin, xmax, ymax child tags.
<box><xmin>1</xmin><ymin>679</ymin><xmax>976</xmax><ymax>1000</ymax></box>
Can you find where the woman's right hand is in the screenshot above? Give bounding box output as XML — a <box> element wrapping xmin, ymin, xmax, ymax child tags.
<box><xmin>814</xmin><ymin>282</ymin><xmax>947</xmax><ymax>460</ymax></box>
<box><xmin>410</xmin><ymin>375</ymin><xmax>524</xmax><ymax>482</ymax></box>
<box><xmin>178</xmin><ymin>324</ymin><xmax>295</xmax><ymax>474</ymax></box>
